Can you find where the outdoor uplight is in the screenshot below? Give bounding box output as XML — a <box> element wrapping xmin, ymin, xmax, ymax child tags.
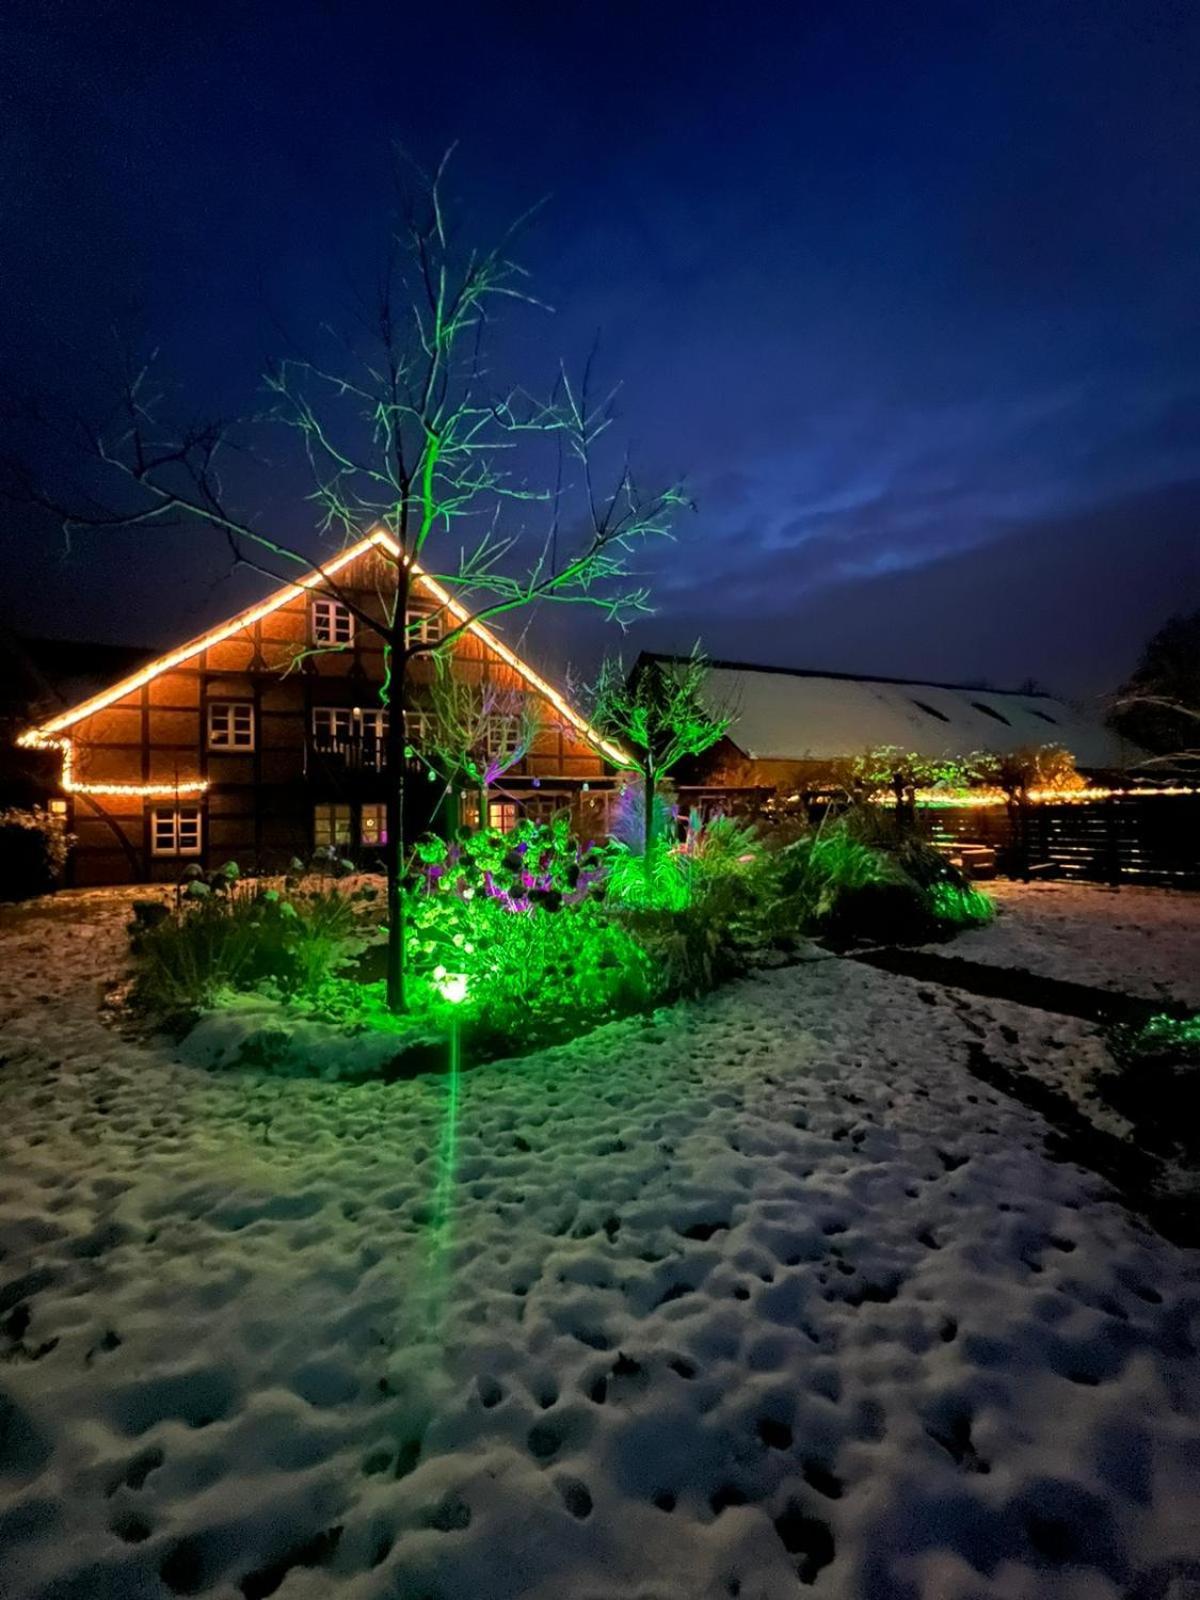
<box><xmin>438</xmin><ymin>973</ymin><xmax>469</xmax><ymax>1005</ymax></box>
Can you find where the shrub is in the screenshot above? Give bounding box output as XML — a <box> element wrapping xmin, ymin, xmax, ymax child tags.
<box><xmin>754</xmin><ymin>818</ymin><xmax>993</xmax><ymax>944</ymax></box>
<box><xmin>0</xmin><ymin>807</ymin><xmax>72</xmax><ymax>901</ymax></box>
<box><xmin>402</xmin><ymin>824</ymin><xmax>656</xmax><ymax>1044</ymax></box>
<box><xmin>767</xmin><ymin>823</ymin><xmax>895</xmax><ymax>929</ymax></box>
<box><xmin>129</xmin><ymin>875</ymin><xmax>357</xmax><ymax>1014</ymax></box>
<box><xmin>1098</xmin><ymin>1012</ymin><xmax>1200</xmax><ymax>1160</ymax></box>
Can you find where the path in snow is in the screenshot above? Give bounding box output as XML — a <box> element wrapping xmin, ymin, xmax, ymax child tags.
<box><xmin>0</xmin><ymin>888</ymin><xmax>1198</xmax><ymax>1600</ymax></box>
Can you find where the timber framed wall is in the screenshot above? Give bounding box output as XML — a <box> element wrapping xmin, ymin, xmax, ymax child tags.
<box><xmin>32</xmin><ymin>540</ymin><xmax>615</xmax><ymax>885</ymax></box>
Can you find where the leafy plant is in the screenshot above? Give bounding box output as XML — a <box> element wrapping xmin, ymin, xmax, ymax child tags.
<box><xmin>0</xmin><ymin>807</ymin><xmax>73</xmax><ymax>902</ymax></box>
<box><xmin>128</xmin><ymin>871</ymin><xmax>358</xmax><ymax>1014</ymax></box>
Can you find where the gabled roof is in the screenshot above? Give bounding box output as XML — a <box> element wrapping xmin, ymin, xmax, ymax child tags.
<box><xmin>21</xmin><ymin>530</ymin><xmax>627</xmax><ymax>793</ymax></box>
<box><xmin>637</xmin><ymin>652</ymin><xmax>1142</xmax><ymax>772</ymax></box>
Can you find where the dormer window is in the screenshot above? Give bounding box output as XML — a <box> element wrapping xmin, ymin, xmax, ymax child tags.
<box><xmin>971</xmin><ymin>700</ymin><xmax>1011</xmax><ymax>726</ymax></box>
<box><xmin>312</xmin><ymin>598</ymin><xmax>354</xmax><ymax>646</ymax></box>
<box><xmin>406</xmin><ymin>606</ymin><xmax>443</xmax><ymax>645</ymax></box>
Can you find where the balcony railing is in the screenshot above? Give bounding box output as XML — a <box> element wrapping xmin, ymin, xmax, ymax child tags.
<box><xmin>306</xmin><ymin>732</ymin><xmax>388</xmax><ymax>773</ymax></box>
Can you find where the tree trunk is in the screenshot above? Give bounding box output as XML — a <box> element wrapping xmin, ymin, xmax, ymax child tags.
<box><xmin>643</xmin><ymin>763</ymin><xmax>655</xmax><ymax>862</ymax></box>
<box><xmin>385</xmin><ymin>620</ymin><xmax>408</xmax><ymax>1013</ymax></box>
<box><xmin>478</xmin><ymin>779</ymin><xmax>488</xmax><ymax>833</ymax></box>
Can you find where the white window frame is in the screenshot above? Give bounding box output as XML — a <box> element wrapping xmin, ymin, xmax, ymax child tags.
<box><xmin>358</xmin><ymin>707</ymin><xmax>389</xmax><ymax>743</ymax></box>
<box><xmin>405</xmin><ymin>605</ymin><xmax>443</xmax><ymax>645</ymax></box>
<box><xmin>312</xmin><ymin>707</ymin><xmax>355</xmax><ymax>743</ymax></box>
<box><xmin>359</xmin><ymin>803</ymin><xmax>387</xmax><ymax>847</ymax></box>
<box><xmin>311</xmin><ymin>597</ymin><xmax>354</xmax><ymax>646</ymax></box>
<box><xmin>151</xmin><ymin>807</ymin><xmax>202</xmax><ymax>857</ymax></box>
<box><xmin>207</xmin><ymin>700</ymin><xmax>255</xmax><ymax>750</ymax></box>
<box><xmin>313</xmin><ymin>803</ymin><xmax>352</xmax><ymax>849</ymax></box>
<box><xmin>403</xmin><ymin>710</ymin><xmax>429</xmax><ymax>747</ymax></box>
<box><xmin>484</xmin><ymin>713</ymin><xmax>521</xmax><ymax>761</ymax></box>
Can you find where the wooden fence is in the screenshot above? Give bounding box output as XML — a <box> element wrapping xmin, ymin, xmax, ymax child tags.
<box><xmin>926</xmin><ymin>793</ymin><xmax>1200</xmax><ymax>888</ymax></box>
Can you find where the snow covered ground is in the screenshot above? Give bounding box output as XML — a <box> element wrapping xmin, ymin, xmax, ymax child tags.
<box><xmin>944</xmin><ymin>880</ymin><xmax>1200</xmax><ymax>1008</ymax></box>
<box><xmin>1</xmin><ymin>886</ymin><xmax>1199</xmax><ymax>1600</ymax></box>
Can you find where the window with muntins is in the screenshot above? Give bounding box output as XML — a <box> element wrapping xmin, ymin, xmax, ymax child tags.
<box><xmin>207</xmin><ymin>700</ymin><xmax>255</xmax><ymax>749</ymax></box>
<box><xmin>358</xmin><ymin>707</ymin><xmax>389</xmax><ymax>743</ymax></box>
<box><xmin>484</xmin><ymin>713</ymin><xmax>521</xmax><ymax>760</ymax></box>
<box><xmin>405</xmin><ymin>606</ymin><xmax>443</xmax><ymax>644</ymax></box>
<box><xmin>152</xmin><ymin>807</ymin><xmax>202</xmax><ymax>856</ymax></box>
<box><xmin>360</xmin><ymin>804</ymin><xmax>387</xmax><ymax>847</ymax></box>
<box><xmin>312</xmin><ymin>598</ymin><xmax>354</xmax><ymax>646</ymax></box>
<box><xmin>313</xmin><ymin>803</ymin><xmax>352</xmax><ymax>848</ymax></box>
<box><xmin>488</xmin><ymin>798</ymin><xmax>519</xmax><ymax>833</ymax></box>
<box><xmin>312</xmin><ymin>707</ymin><xmax>355</xmax><ymax>743</ymax></box>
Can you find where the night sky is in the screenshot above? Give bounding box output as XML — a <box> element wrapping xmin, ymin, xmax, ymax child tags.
<box><xmin>2</xmin><ymin>0</ymin><xmax>1198</xmax><ymax>702</ymax></box>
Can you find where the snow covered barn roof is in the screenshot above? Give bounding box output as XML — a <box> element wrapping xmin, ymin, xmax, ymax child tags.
<box><xmin>639</xmin><ymin>654</ymin><xmax>1138</xmax><ymax>771</ymax></box>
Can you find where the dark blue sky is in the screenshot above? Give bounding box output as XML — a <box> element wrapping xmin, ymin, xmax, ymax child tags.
<box><xmin>3</xmin><ymin>0</ymin><xmax>1198</xmax><ymax>700</ymax></box>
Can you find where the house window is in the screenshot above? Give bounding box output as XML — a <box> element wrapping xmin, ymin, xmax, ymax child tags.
<box><xmin>403</xmin><ymin>710</ymin><xmax>429</xmax><ymax>747</ymax></box>
<box><xmin>152</xmin><ymin>807</ymin><xmax>202</xmax><ymax>857</ymax></box>
<box><xmin>360</xmin><ymin>804</ymin><xmax>387</xmax><ymax>847</ymax></box>
<box><xmin>358</xmin><ymin>707</ymin><xmax>389</xmax><ymax>743</ymax></box>
<box><xmin>459</xmin><ymin>793</ymin><xmax>480</xmax><ymax>829</ymax></box>
<box><xmin>311</xmin><ymin>598</ymin><xmax>354</xmax><ymax>646</ymax></box>
<box><xmin>313</xmin><ymin>803</ymin><xmax>352</xmax><ymax>849</ymax></box>
<box><xmin>312</xmin><ymin>707</ymin><xmax>355</xmax><ymax>744</ymax></box>
<box><xmin>484</xmin><ymin>714</ymin><xmax>521</xmax><ymax>760</ymax></box>
<box><xmin>406</xmin><ymin>606</ymin><xmax>443</xmax><ymax>645</ymax></box>
<box><xmin>488</xmin><ymin>798</ymin><xmax>518</xmax><ymax>833</ymax></box>
<box><xmin>207</xmin><ymin>700</ymin><xmax>255</xmax><ymax>749</ymax></box>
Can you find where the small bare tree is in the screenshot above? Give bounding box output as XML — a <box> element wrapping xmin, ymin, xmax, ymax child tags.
<box><xmin>582</xmin><ymin>648</ymin><xmax>730</xmax><ymax>866</ymax></box>
<box><xmin>423</xmin><ymin>659</ymin><xmax>540</xmax><ymax>831</ymax></box>
<box><xmin>13</xmin><ymin>153</ymin><xmax>687</xmax><ymax>1010</ymax></box>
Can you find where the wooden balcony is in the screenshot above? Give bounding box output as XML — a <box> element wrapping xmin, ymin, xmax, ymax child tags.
<box><xmin>306</xmin><ymin>731</ymin><xmax>388</xmax><ymax>773</ymax></box>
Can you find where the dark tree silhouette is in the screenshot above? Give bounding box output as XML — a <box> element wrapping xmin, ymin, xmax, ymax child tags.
<box><xmin>1110</xmin><ymin>610</ymin><xmax>1200</xmax><ymax>766</ymax></box>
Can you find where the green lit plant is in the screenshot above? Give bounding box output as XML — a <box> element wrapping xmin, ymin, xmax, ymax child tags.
<box><xmin>403</xmin><ymin>874</ymin><xmax>658</xmax><ymax>1045</ymax></box>
<box><xmin>581</xmin><ymin>648</ymin><xmax>731</xmax><ymax>868</ymax></box>
<box><xmin>1098</xmin><ymin>1010</ymin><xmax>1200</xmax><ymax>1161</ymax></box>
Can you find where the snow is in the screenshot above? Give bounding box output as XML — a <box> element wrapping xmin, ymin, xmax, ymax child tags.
<box><xmin>0</xmin><ymin>886</ymin><xmax>1199</xmax><ymax>1600</ymax></box>
<box><xmin>938</xmin><ymin>880</ymin><xmax>1200</xmax><ymax>1007</ymax></box>
<box><xmin>692</xmin><ymin>664</ymin><xmax>1135</xmax><ymax>768</ymax></box>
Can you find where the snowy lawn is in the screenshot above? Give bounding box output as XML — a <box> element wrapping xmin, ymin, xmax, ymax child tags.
<box><xmin>1</xmin><ymin>888</ymin><xmax>1199</xmax><ymax>1600</ymax></box>
<box><xmin>940</xmin><ymin>880</ymin><xmax>1200</xmax><ymax>1008</ymax></box>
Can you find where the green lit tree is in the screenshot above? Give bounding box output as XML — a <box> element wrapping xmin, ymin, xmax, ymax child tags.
<box><xmin>15</xmin><ymin>153</ymin><xmax>686</xmax><ymax>1011</ymax></box>
<box><xmin>840</xmin><ymin>746</ymin><xmax>986</xmax><ymax>815</ymax></box>
<box><xmin>583</xmin><ymin>648</ymin><xmax>730</xmax><ymax>865</ymax></box>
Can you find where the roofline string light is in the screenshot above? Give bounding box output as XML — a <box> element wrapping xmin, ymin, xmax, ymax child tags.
<box><xmin>18</xmin><ymin>528</ymin><xmax>629</xmax><ymax>798</ymax></box>
<box><xmin>18</xmin><ymin>737</ymin><xmax>212</xmax><ymax>799</ymax></box>
<box><xmin>896</xmin><ymin>785</ymin><xmax>1200</xmax><ymax>809</ymax></box>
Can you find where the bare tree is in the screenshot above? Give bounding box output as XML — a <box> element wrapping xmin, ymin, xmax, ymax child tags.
<box><xmin>13</xmin><ymin>153</ymin><xmax>686</xmax><ymax>1010</ymax></box>
<box><xmin>582</xmin><ymin>648</ymin><xmax>730</xmax><ymax>867</ymax></box>
<box><xmin>1109</xmin><ymin>610</ymin><xmax>1200</xmax><ymax>767</ymax></box>
<box><xmin>423</xmin><ymin>658</ymin><xmax>540</xmax><ymax>830</ymax></box>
